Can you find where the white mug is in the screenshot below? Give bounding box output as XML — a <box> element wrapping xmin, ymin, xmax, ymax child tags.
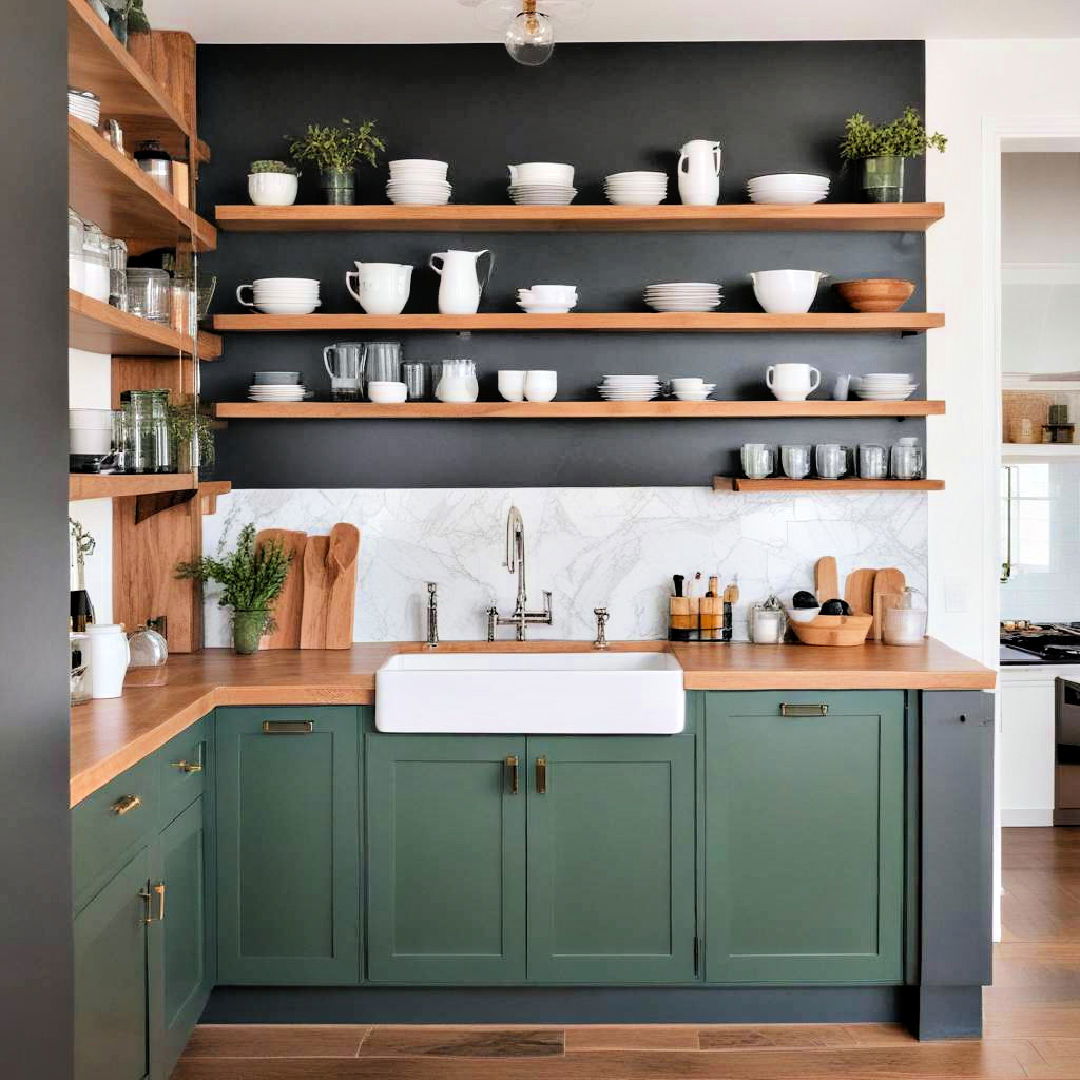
<box><xmin>498</xmin><ymin>370</ymin><xmax>526</xmax><ymax>402</ymax></box>
<box><xmin>766</xmin><ymin>363</ymin><xmax>821</xmax><ymax>402</ymax></box>
<box><xmin>524</xmin><ymin>370</ymin><xmax>558</xmax><ymax>402</ymax></box>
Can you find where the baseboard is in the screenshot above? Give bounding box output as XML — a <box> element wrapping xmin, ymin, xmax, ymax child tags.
<box><xmin>1001</xmin><ymin>809</ymin><xmax>1054</xmax><ymax>826</ymax></box>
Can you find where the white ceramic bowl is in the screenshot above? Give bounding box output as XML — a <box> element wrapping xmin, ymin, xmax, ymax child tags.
<box><xmin>750</xmin><ymin>269</ymin><xmax>825</xmax><ymax>314</ymax></box>
<box><xmin>786</xmin><ymin>606</ymin><xmax>822</xmax><ymax>624</ymax></box>
<box><xmin>367</xmin><ymin>381</ymin><xmax>408</xmax><ymax>404</ymax></box>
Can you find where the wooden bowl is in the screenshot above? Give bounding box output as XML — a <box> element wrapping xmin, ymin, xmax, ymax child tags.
<box><xmin>834</xmin><ymin>278</ymin><xmax>915</xmax><ymax>313</ymax></box>
<box><xmin>789</xmin><ymin>613</ymin><xmax>873</xmax><ymax>647</ymax></box>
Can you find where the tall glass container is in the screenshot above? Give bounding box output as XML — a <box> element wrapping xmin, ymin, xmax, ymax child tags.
<box><xmin>120</xmin><ymin>389</ymin><xmax>175</xmax><ymax>474</ymax></box>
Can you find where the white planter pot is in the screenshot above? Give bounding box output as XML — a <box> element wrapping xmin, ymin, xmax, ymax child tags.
<box><xmin>248</xmin><ymin>172</ymin><xmax>298</xmax><ymax>207</ymax></box>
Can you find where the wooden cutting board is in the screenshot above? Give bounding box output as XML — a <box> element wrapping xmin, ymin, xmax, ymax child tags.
<box><xmin>325</xmin><ymin>523</ymin><xmax>361</xmax><ymax>650</ymax></box>
<box><xmin>844</xmin><ymin>568</ymin><xmax>877</xmax><ymax>616</ymax></box>
<box><xmin>872</xmin><ymin>567</ymin><xmax>907</xmax><ymax>641</ymax></box>
<box><xmin>255</xmin><ymin>528</ymin><xmax>308</xmax><ymax>649</ymax></box>
<box><xmin>814</xmin><ymin>556</ymin><xmax>839</xmax><ymax>603</ymax></box>
<box><xmin>299</xmin><ymin>535</ymin><xmax>331</xmax><ymax>649</ymax></box>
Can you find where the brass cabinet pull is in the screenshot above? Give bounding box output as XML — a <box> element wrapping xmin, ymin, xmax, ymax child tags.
<box><xmin>170</xmin><ymin>759</ymin><xmax>203</xmax><ymax>773</ymax></box>
<box><xmin>154</xmin><ymin>882</ymin><xmax>166</xmax><ymax>922</ymax></box>
<box><xmin>536</xmin><ymin>755</ymin><xmax>547</xmax><ymax>794</ymax></box>
<box><xmin>505</xmin><ymin>755</ymin><xmax>520</xmax><ymax>795</ymax></box>
<box><xmin>112</xmin><ymin>794</ymin><xmax>141</xmax><ymax>815</ymax></box>
<box><xmin>262</xmin><ymin>720</ymin><xmax>314</xmax><ymax>734</ymax></box>
<box><xmin>779</xmin><ymin>702</ymin><xmax>829</xmax><ymax>717</ymax></box>
<box><xmin>139</xmin><ymin>888</ymin><xmax>154</xmax><ymax>925</ymax></box>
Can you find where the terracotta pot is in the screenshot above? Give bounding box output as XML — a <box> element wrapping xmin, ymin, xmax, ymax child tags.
<box><xmin>834</xmin><ymin>277</ymin><xmax>915</xmax><ymax>313</ymax></box>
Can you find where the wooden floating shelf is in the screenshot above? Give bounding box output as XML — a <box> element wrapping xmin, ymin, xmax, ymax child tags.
<box><xmin>69</xmin><ymin>291</ymin><xmax>221</xmax><ymax>359</ymax></box>
<box><xmin>67</xmin><ymin>0</ymin><xmax>191</xmax><ymax>144</ymax></box>
<box><xmin>214</xmin><ymin>202</ymin><xmax>945</xmax><ymax>234</ymax></box>
<box><xmin>714</xmin><ymin>477</ymin><xmax>946</xmax><ymax>492</ymax></box>
<box><xmin>1002</xmin><ymin>442</ymin><xmax>1080</xmax><ymax>460</ymax></box>
<box><xmin>214</xmin><ymin>400</ymin><xmax>946</xmax><ymax>421</ymax></box>
<box><xmin>69</xmin><ymin>472</ymin><xmax>198</xmax><ymax>501</ymax></box>
<box><xmin>69</xmin><ymin>117</ymin><xmax>216</xmax><ymax>253</ymax></box>
<box><xmin>212</xmin><ymin>312</ymin><xmax>944</xmax><ymax>334</ymax></box>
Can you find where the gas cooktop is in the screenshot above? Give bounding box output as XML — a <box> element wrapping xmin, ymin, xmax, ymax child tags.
<box><xmin>1001</xmin><ymin>623</ymin><xmax>1080</xmax><ymax>664</ymax></box>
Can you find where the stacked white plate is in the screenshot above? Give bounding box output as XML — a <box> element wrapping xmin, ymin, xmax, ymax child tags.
<box><xmin>386</xmin><ymin>159</ymin><xmax>451</xmax><ymax>206</ymax></box>
<box><xmin>604</xmin><ymin>171</ymin><xmax>668</xmax><ymax>206</ymax></box>
<box><xmin>643</xmin><ymin>282</ymin><xmax>723</xmax><ymax>312</ymax></box>
<box><xmin>241</xmin><ymin>277</ymin><xmax>321</xmax><ymax>315</ymax></box>
<box><xmin>247</xmin><ymin>382</ymin><xmax>307</xmax><ymax>402</ymax></box>
<box><xmin>68</xmin><ymin>87</ymin><xmax>100</xmax><ymax>127</ymax></box>
<box><xmin>747</xmin><ymin>173</ymin><xmax>830</xmax><ymax>205</ymax></box>
<box><xmin>508</xmin><ymin>183</ymin><xmax>577</xmax><ymax>206</ymax></box>
<box><xmin>851</xmin><ymin>373</ymin><xmax>918</xmax><ymax>401</ymax></box>
<box><xmin>597</xmin><ymin>374</ymin><xmax>662</xmax><ymax>401</ymax></box>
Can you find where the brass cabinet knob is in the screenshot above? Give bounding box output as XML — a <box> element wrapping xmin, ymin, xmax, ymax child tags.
<box><xmin>112</xmin><ymin>793</ymin><xmax>141</xmax><ymax>815</ymax></box>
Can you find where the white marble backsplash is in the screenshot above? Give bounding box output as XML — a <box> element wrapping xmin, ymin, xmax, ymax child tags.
<box><xmin>201</xmin><ymin>488</ymin><xmax>927</xmax><ymax>646</ymax></box>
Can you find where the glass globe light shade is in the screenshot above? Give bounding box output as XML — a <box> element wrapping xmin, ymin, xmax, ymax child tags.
<box><xmin>505</xmin><ymin>9</ymin><xmax>555</xmax><ymax>66</ymax></box>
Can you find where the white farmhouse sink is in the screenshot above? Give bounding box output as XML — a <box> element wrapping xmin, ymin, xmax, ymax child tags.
<box><xmin>375</xmin><ymin>651</ymin><xmax>684</xmax><ymax>734</ymax></box>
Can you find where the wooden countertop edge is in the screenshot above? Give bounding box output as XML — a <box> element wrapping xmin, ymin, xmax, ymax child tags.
<box><xmin>70</xmin><ymin>639</ymin><xmax>995</xmax><ymax>806</ymax></box>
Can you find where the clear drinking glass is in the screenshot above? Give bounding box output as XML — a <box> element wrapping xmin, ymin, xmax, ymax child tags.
<box><xmin>402</xmin><ymin>362</ymin><xmax>429</xmax><ymax>401</ymax></box>
<box><xmin>364</xmin><ymin>341</ymin><xmax>403</xmax><ymax>387</ymax></box>
<box><xmin>740</xmin><ymin>443</ymin><xmax>775</xmax><ymax>480</ymax></box>
<box><xmin>781</xmin><ymin>444</ymin><xmax>811</xmax><ymax>479</ymax></box>
<box><xmin>858</xmin><ymin>444</ymin><xmax>887</xmax><ymax>480</ymax></box>
<box><xmin>127</xmin><ymin>268</ymin><xmax>170</xmax><ymax>323</ymax></box>
<box><xmin>108</xmin><ymin>238</ymin><xmax>128</xmax><ymax>311</ymax></box>
<box><xmin>814</xmin><ymin>443</ymin><xmax>847</xmax><ymax>479</ymax></box>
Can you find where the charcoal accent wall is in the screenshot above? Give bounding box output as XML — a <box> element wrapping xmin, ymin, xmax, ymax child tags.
<box><xmin>197</xmin><ymin>41</ymin><xmax>926</xmax><ymax>488</ymax></box>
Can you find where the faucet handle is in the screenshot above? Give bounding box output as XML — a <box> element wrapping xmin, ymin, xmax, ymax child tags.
<box><xmin>593</xmin><ymin>606</ymin><xmax>610</xmax><ymax>649</ymax></box>
<box><xmin>427</xmin><ymin>581</ymin><xmax>438</xmax><ymax>596</ymax></box>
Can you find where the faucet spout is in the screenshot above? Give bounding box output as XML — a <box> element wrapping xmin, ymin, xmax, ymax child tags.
<box><xmin>490</xmin><ymin>505</ymin><xmax>552</xmax><ymax>642</ymax></box>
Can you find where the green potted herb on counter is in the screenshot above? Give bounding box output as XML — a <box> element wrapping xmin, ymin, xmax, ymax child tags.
<box><xmin>839</xmin><ymin>107</ymin><xmax>947</xmax><ymax>203</ymax></box>
<box><xmin>287</xmin><ymin>118</ymin><xmax>385</xmax><ymax>205</ymax></box>
<box><xmin>177</xmin><ymin>524</ymin><xmax>292</xmax><ymax>654</ymax></box>
<box><xmin>248</xmin><ymin>159</ymin><xmax>299</xmax><ymax>206</ymax></box>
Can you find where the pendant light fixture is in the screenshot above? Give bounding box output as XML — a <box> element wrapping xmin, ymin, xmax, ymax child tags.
<box><xmin>459</xmin><ymin>0</ymin><xmax>591</xmax><ymax>68</ymax></box>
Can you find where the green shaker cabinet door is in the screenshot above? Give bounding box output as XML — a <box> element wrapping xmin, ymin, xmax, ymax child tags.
<box><xmin>704</xmin><ymin>691</ymin><xmax>904</xmax><ymax>984</ymax></box>
<box><xmin>152</xmin><ymin>797</ymin><xmax>212</xmax><ymax>1080</ymax></box>
<box><xmin>526</xmin><ymin>735</ymin><xmax>697</xmax><ymax>983</ymax></box>
<box><xmin>74</xmin><ymin>848</ymin><xmax>152</xmax><ymax>1080</ymax></box>
<box><xmin>365</xmin><ymin>735</ymin><xmax>527</xmax><ymax>984</ymax></box>
<box><xmin>215</xmin><ymin>707</ymin><xmax>361</xmax><ymax>985</ymax></box>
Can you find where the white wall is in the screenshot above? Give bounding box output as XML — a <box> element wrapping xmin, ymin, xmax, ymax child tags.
<box><xmin>925</xmin><ymin>39</ymin><xmax>1080</xmax><ymax>668</ymax></box>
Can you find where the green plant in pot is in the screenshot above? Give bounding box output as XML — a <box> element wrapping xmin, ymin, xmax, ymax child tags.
<box><xmin>248</xmin><ymin>159</ymin><xmax>300</xmax><ymax>206</ymax></box>
<box><xmin>176</xmin><ymin>524</ymin><xmax>292</xmax><ymax>654</ymax></box>
<box><xmin>839</xmin><ymin>107</ymin><xmax>947</xmax><ymax>203</ymax></box>
<box><xmin>287</xmin><ymin>118</ymin><xmax>385</xmax><ymax>205</ymax></box>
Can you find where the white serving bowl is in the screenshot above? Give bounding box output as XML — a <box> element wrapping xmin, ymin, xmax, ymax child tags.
<box><xmin>786</xmin><ymin>606</ymin><xmax>822</xmax><ymax>624</ymax></box>
<box><xmin>750</xmin><ymin>269</ymin><xmax>826</xmax><ymax>314</ymax></box>
<box><xmin>367</xmin><ymin>381</ymin><xmax>408</xmax><ymax>404</ymax></box>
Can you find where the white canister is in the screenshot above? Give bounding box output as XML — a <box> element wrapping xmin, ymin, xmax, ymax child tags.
<box><xmin>85</xmin><ymin>623</ymin><xmax>131</xmax><ymax>699</ymax></box>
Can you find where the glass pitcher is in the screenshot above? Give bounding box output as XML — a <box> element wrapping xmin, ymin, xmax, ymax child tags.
<box><xmin>323</xmin><ymin>342</ymin><xmax>367</xmax><ymax>401</ymax></box>
<box><xmin>363</xmin><ymin>342</ymin><xmax>403</xmax><ymax>395</ymax></box>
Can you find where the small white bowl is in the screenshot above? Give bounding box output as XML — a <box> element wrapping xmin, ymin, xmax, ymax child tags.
<box><xmin>786</xmin><ymin>606</ymin><xmax>822</xmax><ymax>624</ymax></box>
<box><xmin>367</xmin><ymin>381</ymin><xmax>408</xmax><ymax>404</ymax></box>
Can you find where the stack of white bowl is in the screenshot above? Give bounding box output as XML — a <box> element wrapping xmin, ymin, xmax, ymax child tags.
<box><xmin>68</xmin><ymin>87</ymin><xmax>100</xmax><ymax>127</ymax></box>
<box><xmin>517</xmin><ymin>284</ymin><xmax>577</xmax><ymax>313</ymax></box>
<box><xmin>604</xmin><ymin>171</ymin><xmax>668</xmax><ymax>206</ymax></box>
<box><xmin>507</xmin><ymin>162</ymin><xmax>576</xmax><ymax>205</ymax></box>
<box><xmin>851</xmin><ymin>373</ymin><xmax>918</xmax><ymax>401</ymax></box>
<box><xmin>248</xmin><ymin>371</ymin><xmax>306</xmax><ymax>403</ymax></box>
<box><xmin>747</xmin><ymin>173</ymin><xmax>830</xmax><ymax>204</ymax></box>
<box><xmin>236</xmin><ymin>277</ymin><xmax>321</xmax><ymax>315</ymax></box>
<box><xmin>597</xmin><ymin>374</ymin><xmax>661</xmax><ymax>402</ymax></box>
<box><xmin>643</xmin><ymin>281</ymin><xmax>723</xmax><ymax>312</ymax></box>
<box><xmin>386</xmin><ymin>159</ymin><xmax>451</xmax><ymax>206</ymax></box>
<box><xmin>669</xmin><ymin>378</ymin><xmax>716</xmax><ymax>402</ymax></box>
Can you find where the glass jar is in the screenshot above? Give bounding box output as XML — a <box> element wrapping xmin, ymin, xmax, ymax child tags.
<box><xmin>134</xmin><ymin>139</ymin><xmax>173</xmax><ymax>193</ymax></box>
<box><xmin>125</xmin><ymin>624</ymin><xmax>169</xmax><ymax>686</ymax></box>
<box><xmin>119</xmin><ymin>389</ymin><xmax>174</xmax><ymax>474</ymax></box>
<box><xmin>170</xmin><ymin>276</ymin><xmax>197</xmax><ymax>337</ymax></box>
<box><xmin>748</xmin><ymin>597</ymin><xmax>788</xmax><ymax>643</ymax></box>
<box><xmin>435</xmin><ymin>359</ymin><xmax>479</xmax><ymax>403</ymax></box>
<box><xmin>127</xmin><ymin>268</ymin><xmax>170</xmax><ymax>323</ymax></box>
<box><xmin>68</xmin><ymin>209</ymin><xmax>84</xmax><ymax>292</ymax></box>
<box><xmin>108</xmin><ymin>238</ymin><xmax>128</xmax><ymax>311</ymax></box>
<box><xmin>882</xmin><ymin>587</ymin><xmax>927</xmax><ymax>646</ymax></box>
<box><xmin>81</xmin><ymin>224</ymin><xmax>111</xmax><ymax>303</ymax></box>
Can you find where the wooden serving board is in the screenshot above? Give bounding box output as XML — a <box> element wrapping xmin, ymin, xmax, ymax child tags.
<box><xmin>255</xmin><ymin>528</ymin><xmax>308</xmax><ymax>649</ymax></box>
<box><xmin>299</xmin><ymin>535</ymin><xmax>331</xmax><ymax>649</ymax></box>
<box><xmin>325</xmin><ymin>523</ymin><xmax>360</xmax><ymax>650</ymax></box>
<box><xmin>872</xmin><ymin>567</ymin><xmax>907</xmax><ymax>641</ymax></box>
<box><xmin>814</xmin><ymin>556</ymin><xmax>839</xmax><ymax>603</ymax></box>
<box><xmin>844</xmin><ymin>568</ymin><xmax>877</xmax><ymax>616</ymax></box>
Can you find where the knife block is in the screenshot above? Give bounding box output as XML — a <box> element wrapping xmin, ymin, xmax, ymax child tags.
<box><xmin>669</xmin><ymin>596</ymin><xmax>698</xmax><ymax>642</ymax></box>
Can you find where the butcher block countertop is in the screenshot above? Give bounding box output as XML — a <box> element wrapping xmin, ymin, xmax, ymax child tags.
<box><xmin>70</xmin><ymin>638</ymin><xmax>994</xmax><ymax>805</ymax></box>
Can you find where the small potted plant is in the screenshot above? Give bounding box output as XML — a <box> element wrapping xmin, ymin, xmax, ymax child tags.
<box><xmin>839</xmin><ymin>107</ymin><xmax>947</xmax><ymax>203</ymax></box>
<box><xmin>176</xmin><ymin>524</ymin><xmax>292</xmax><ymax>654</ymax></box>
<box><xmin>248</xmin><ymin>159</ymin><xmax>299</xmax><ymax>207</ymax></box>
<box><xmin>287</xmin><ymin>118</ymin><xmax>385</xmax><ymax>205</ymax></box>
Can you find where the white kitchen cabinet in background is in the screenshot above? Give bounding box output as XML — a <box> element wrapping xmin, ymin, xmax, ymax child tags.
<box><xmin>999</xmin><ymin>667</ymin><xmax>1061</xmax><ymax>825</ymax></box>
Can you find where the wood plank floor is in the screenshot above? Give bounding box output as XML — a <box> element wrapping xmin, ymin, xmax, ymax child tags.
<box><xmin>174</xmin><ymin>828</ymin><xmax>1080</xmax><ymax>1079</ymax></box>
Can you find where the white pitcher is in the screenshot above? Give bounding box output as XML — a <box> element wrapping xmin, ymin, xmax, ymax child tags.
<box><xmin>677</xmin><ymin>139</ymin><xmax>722</xmax><ymax>206</ymax></box>
<box><xmin>429</xmin><ymin>249</ymin><xmax>495</xmax><ymax>315</ymax></box>
<box><xmin>345</xmin><ymin>262</ymin><xmax>412</xmax><ymax>315</ymax></box>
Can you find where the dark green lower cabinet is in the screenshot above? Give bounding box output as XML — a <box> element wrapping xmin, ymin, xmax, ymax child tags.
<box><xmin>365</xmin><ymin>735</ymin><xmax>527</xmax><ymax>983</ymax></box>
<box><xmin>527</xmin><ymin>736</ymin><xmax>697</xmax><ymax>983</ymax></box>
<box><xmin>154</xmin><ymin>797</ymin><xmax>213</xmax><ymax>1078</ymax></box>
<box><xmin>215</xmin><ymin>707</ymin><xmax>361</xmax><ymax>985</ymax></box>
<box><xmin>74</xmin><ymin>849</ymin><xmax>154</xmax><ymax>1080</ymax></box>
<box><xmin>704</xmin><ymin>690</ymin><xmax>905</xmax><ymax>984</ymax></box>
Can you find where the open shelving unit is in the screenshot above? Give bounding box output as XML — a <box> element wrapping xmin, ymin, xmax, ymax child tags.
<box><xmin>69</xmin><ymin>291</ymin><xmax>221</xmax><ymax>358</ymax></box>
<box><xmin>714</xmin><ymin>477</ymin><xmax>945</xmax><ymax>493</ymax></box>
<box><xmin>215</xmin><ymin>400</ymin><xmax>946</xmax><ymax>421</ymax></box>
<box><xmin>69</xmin><ymin>472</ymin><xmax>198</xmax><ymax>501</ymax></box>
<box><xmin>213</xmin><ymin>202</ymin><xmax>946</xmax><ymax>234</ymax></box>
<box><xmin>212</xmin><ymin>311</ymin><xmax>944</xmax><ymax>334</ymax></box>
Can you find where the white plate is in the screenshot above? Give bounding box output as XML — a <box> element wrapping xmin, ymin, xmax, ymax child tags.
<box><xmin>518</xmin><ymin>304</ymin><xmax>575</xmax><ymax>313</ymax></box>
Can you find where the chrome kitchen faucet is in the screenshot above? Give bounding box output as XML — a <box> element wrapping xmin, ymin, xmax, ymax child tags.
<box><xmin>487</xmin><ymin>505</ymin><xmax>553</xmax><ymax>641</ymax></box>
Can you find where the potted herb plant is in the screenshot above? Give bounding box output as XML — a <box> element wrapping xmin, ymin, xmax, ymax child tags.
<box><xmin>248</xmin><ymin>159</ymin><xmax>299</xmax><ymax>206</ymax></box>
<box><xmin>839</xmin><ymin>107</ymin><xmax>947</xmax><ymax>203</ymax></box>
<box><xmin>287</xmin><ymin>118</ymin><xmax>385</xmax><ymax>205</ymax></box>
<box><xmin>177</xmin><ymin>524</ymin><xmax>292</xmax><ymax>654</ymax></box>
